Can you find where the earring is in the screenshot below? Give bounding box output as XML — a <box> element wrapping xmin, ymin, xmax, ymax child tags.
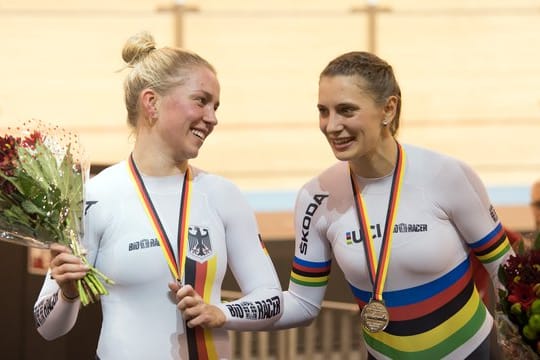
<box><xmin>151</xmin><ymin>107</ymin><xmax>158</xmax><ymax>120</ymax></box>
<box><xmin>382</xmin><ymin>119</ymin><xmax>389</xmax><ymax>126</ymax></box>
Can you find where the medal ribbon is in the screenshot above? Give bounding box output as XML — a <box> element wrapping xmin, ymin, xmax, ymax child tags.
<box><xmin>127</xmin><ymin>154</ymin><xmax>191</xmax><ymax>283</ymax></box>
<box><xmin>350</xmin><ymin>142</ymin><xmax>406</xmax><ymax>301</ymax></box>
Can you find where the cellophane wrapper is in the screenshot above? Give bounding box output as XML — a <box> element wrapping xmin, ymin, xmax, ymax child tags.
<box><xmin>0</xmin><ymin>119</ymin><xmax>113</xmax><ymax>305</ymax></box>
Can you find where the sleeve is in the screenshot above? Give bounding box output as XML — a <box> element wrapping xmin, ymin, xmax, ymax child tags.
<box><xmin>212</xmin><ymin>180</ymin><xmax>283</xmax><ymax>331</ymax></box>
<box><xmin>33</xmin><ymin>273</ymin><xmax>81</xmax><ymax>340</ymax></box>
<box><xmin>270</xmin><ymin>186</ymin><xmax>332</xmax><ymax>330</ymax></box>
<box><xmin>34</xmin><ymin>184</ymin><xmax>102</xmax><ymax>340</ymax></box>
<box><xmin>433</xmin><ymin>158</ymin><xmax>514</xmax><ymax>286</ymax></box>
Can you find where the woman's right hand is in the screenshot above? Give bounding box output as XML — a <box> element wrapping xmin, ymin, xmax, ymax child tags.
<box><xmin>49</xmin><ymin>243</ymin><xmax>89</xmax><ymax>299</ymax></box>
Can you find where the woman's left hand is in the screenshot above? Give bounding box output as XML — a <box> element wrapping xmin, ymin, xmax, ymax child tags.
<box><xmin>168</xmin><ymin>283</ymin><xmax>226</xmax><ymax>329</ymax></box>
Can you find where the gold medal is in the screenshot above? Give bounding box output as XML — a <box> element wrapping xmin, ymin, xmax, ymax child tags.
<box><xmin>361</xmin><ymin>299</ymin><xmax>389</xmax><ymax>333</ymax></box>
<box><xmin>351</xmin><ymin>143</ymin><xmax>405</xmax><ymax>334</ymax></box>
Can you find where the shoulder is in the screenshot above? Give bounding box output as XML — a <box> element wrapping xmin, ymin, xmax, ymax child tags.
<box><xmin>402</xmin><ymin>144</ymin><xmax>472</xmax><ymax>183</ymax></box>
<box><xmin>86</xmin><ymin>161</ymin><xmax>129</xmax><ymax>197</ymax></box>
<box><xmin>403</xmin><ymin>144</ymin><xmax>463</xmax><ymax>169</ymax></box>
<box><xmin>191</xmin><ymin>167</ymin><xmax>255</xmax><ymax>221</ymax></box>
<box><xmin>301</xmin><ymin>162</ymin><xmax>348</xmax><ymax>193</ymax></box>
<box><xmin>191</xmin><ymin>167</ymin><xmax>246</xmax><ymax>207</ymax></box>
<box><xmin>295</xmin><ymin>162</ymin><xmax>347</xmax><ymax>210</ymax></box>
<box><xmin>192</xmin><ymin>167</ymin><xmax>241</xmax><ymax>194</ymax></box>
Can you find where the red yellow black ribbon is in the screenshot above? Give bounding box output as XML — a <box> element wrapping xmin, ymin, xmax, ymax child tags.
<box><xmin>127</xmin><ymin>154</ymin><xmax>191</xmax><ymax>284</ymax></box>
<box><xmin>350</xmin><ymin>142</ymin><xmax>406</xmax><ymax>301</ymax></box>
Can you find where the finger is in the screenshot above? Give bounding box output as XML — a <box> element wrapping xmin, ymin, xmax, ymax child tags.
<box><xmin>176</xmin><ymin>284</ymin><xmax>195</xmax><ymax>296</ymax></box>
<box><xmin>49</xmin><ymin>243</ymin><xmax>72</xmax><ymax>258</ymax></box>
<box><xmin>178</xmin><ymin>296</ymin><xmax>202</xmax><ymax>311</ymax></box>
<box><xmin>185</xmin><ymin>306</ymin><xmax>226</xmax><ymax>329</ymax></box>
<box><xmin>175</xmin><ymin>285</ymin><xmax>198</xmax><ymax>301</ymax></box>
<box><xmin>50</xmin><ymin>253</ymin><xmax>84</xmax><ymax>269</ymax></box>
<box><xmin>50</xmin><ymin>243</ymin><xmax>71</xmax><ymax>252</ymax></box>
<box><xmin>51</xmin><ymin>263</ymin><xmax>89</xmax><ymax>282</ymax></box>
<box><xmin>168</xmin><ymin>282</ymin><xmax>181</xmax><ymax>292</ymax></box>
<box><xmin>182</xmin><ymin>303</ymin><xmax>206</xmax><ymax>322</ymax></box>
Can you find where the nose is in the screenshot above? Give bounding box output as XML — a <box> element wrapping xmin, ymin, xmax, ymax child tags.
<box><xmin>321</xmin><ymin>112</ymin><xmax>343</xmax><ymax>134</ymax></box>
<box><xmin>203</xmin><ymin>107</ymin><xmax>218</xmax><ymax>126</ymax></box>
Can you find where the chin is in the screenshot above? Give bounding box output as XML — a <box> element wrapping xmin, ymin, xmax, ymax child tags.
<box><xmin>331</xmin><ymin>149</ymin><xmax>354</xmax><ymax>162</ymax></box>
<box><xmin>181</xmin><ymin>149</ymin><xmax>200</xmax><ymax>161</ymax></box>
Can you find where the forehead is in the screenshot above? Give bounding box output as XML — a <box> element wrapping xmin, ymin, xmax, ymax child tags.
<box><xmin>179</xmin><ymin>66</ymin><xmax>220</xmax><ymax>95</ymax></box>
<box><xmin>318</xmin><ymin>75</ymin><xmax>371</xmax><ymax>102</ymax></box>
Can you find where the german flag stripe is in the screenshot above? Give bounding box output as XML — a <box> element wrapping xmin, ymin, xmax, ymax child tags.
<box><xmin>184</xmin><ymin>257</ymin><xmax>218</xmax><ymax>360</ymax></box>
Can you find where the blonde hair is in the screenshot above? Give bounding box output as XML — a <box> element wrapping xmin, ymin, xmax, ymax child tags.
<box><xmin>121</xmin><ymin>31</ymin><xmax>216</xmax><ymax>127</ymax></box>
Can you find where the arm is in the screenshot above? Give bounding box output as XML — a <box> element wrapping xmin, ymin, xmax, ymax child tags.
<box><xmin>270</xmin><ymin>186</ymin><xmax>332</xmax><ymax>330</ymax></box>
<box><xmin>34</xmin><ymin>244</ymin><xmax>88</xmax><ymax>340</ymax></box>
<box><xmin>34</xmin><ymin>190</ymin><xmax>101</xmax><ymax>340</ymax></box>
<box><xmin>172</xmin><ymin>178</ymin><xmax>282</xmax><ymax>331</ymax></box>
<box><xmin>434</xmin><ymin>159</ymin><xmax>514</xmax><ymax>286</ymax></box>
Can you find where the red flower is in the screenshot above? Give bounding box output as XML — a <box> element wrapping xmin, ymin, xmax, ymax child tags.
<box><xmin>21</xmin><ymin>131</ymin><xmax>42</xmax><ymax>149</ymax></box>
<box><xmin>0</xmin><ymin>134</ymin><xmax>21</xmax><ymax>198</ymax></box>
<box><xmin>507</xmin><ymin>282</ymin><xmax>537</xmax><ymax>310</ymax></box>
<box><xmin>0</xmin><ymin>134</ymin><xmax>20</xmax><ymax>175</ymax></box>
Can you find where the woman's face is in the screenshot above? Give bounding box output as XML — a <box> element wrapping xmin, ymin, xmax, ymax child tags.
<box><xmin>155</xmin><ymin>66</ymin><xmax>220</xmax><ymax>162</ymax></box>
<box><xmin>318</xmin><ymin>75</ymin><xmax>387</xmax><ymax>162</ymax></box>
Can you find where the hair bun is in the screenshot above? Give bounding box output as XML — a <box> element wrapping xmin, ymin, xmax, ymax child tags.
<box><xmin>122</xmin><ymin>31</ymin><xmax>157</xmax><ymax>65</ymax></box>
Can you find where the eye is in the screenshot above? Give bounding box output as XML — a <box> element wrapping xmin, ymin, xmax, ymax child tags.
<box><xmin>337</xmin><ymin>105</ymin><xmax>356</xmax><ymax>117</ymax></box>
<box><xmin>317</xmin><ymin>106</ymin><xmax>329</xmax><ymax>117</ymax></box>
<box><xmin>195</xmin><ymin>96</ymin><xmax>207</xmax><ymax>106</ymax></box>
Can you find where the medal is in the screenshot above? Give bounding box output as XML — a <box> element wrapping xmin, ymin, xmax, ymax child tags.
<box><xmin>350</xmin><ymin>142</ymin><xmax>406</xmax><ymax>333</ymax></box>
<box><xmin>361</xmin><ymin>299</ymin><xmax>390</xmax><ymax>333</ymax></box>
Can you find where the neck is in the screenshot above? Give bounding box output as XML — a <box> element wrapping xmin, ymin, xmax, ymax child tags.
<box><xmin>349</xmin><ymin>138</ymin><xmax>398</xmax><ymax>178</ymax></box>
<box><xmin>131</xmin><ymin>145</ymin><xmax>188</xmax><ymax>177</ymax></box>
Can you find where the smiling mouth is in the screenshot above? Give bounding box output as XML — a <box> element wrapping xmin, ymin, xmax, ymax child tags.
<box><xmin>192</xmin><ymin>129</ymin><xmax>206</xmax><ymax>140</ymax></box>
<box><xmin>332</xmin><ymin>137</ymin><xmax>354</xmax><ymax>147</ymax></box>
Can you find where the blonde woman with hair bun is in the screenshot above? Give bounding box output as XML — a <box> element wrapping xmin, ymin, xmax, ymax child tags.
<box><xmin>33</xmin><ymin>31</ymin><xmax>282</xmax><ymax>360</ymax></box>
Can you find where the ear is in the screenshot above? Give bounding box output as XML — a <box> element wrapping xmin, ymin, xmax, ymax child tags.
<box><xmin>382</xmin><ymin>95</ymin><xmax>398</xmax><ymax>123</ymax></box>
<box><xmin>140</xmin><ymin>88</ymin><xmax>159</xmax><ymax>122</ymax></box>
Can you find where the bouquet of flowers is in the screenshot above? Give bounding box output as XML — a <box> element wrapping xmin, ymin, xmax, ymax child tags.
<box><xmin>0</xmin><ymin>120</ymin><xmax>113</xmax><ymax>305</ymax></box>
<box><xmin>497</xmin><ymin>232</ymin><xmax>540</xmax><ymax>359</ymax></box>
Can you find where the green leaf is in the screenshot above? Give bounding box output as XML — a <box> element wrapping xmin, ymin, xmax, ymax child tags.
<box><xmin>20</xmin><ymin>200</ymin><xmax>47</xmax><ymax>217</ymax></box>
<box><xmin>517</xmin><ymin>240</ymin><xmax>526</xmax><ymax>255</ymax></box>
<box><xmin>498</xmin><ymin>263</ymin><xmax>508</xmax><ymax>284</ymax></box>
<box><xmin>534</xmin><ymin>232</ymin><xmax>540</xmax><ymax>251</ymax></box>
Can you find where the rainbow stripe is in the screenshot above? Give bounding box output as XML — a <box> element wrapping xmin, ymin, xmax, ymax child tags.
<box><xmin>469</xmin><ymin>223</ymin><xmax>511</xmax><ymax>264</ymax></box>
<box><xmin>290</xmin><ymin>257</ymin><xmax>331</xmax><ymax>287</ymax></box>
<box><xmin>349</xmin><ymin>257</ymin><xmax>488</xmax><ymax>358</ymax></box>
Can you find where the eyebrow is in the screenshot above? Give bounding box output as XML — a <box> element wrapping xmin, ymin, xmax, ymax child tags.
<box><xmin>198</xmin><ymin>90</ymin><xmax>220</xmax><ymax>109</ymax></box>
